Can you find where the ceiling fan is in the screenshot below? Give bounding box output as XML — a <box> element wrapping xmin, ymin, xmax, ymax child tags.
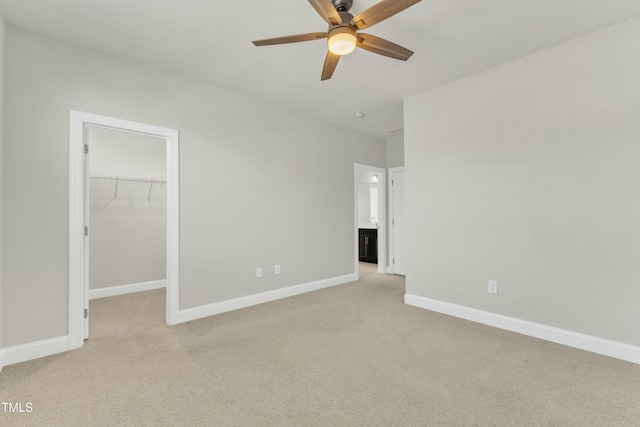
<box><xmin>252</xmin><ymin>0</ymin><xmax>422</xmax><ymax>81</ymax></box>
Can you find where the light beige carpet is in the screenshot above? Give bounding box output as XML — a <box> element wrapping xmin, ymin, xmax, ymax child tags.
<box><xmin>1</xmin><ymin>264</ymin><xmax>640</xmax><ymax>426</ymax></box>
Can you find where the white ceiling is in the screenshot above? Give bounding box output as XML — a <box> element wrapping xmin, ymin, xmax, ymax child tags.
<box><xmin>1</xmin><ymin>0</ymin><xmax>640</xmax><ymax>138</ymax></box>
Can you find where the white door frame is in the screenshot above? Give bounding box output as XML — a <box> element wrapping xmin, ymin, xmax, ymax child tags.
<box><xmin>69</xmin><ymin>111</ymin><xmax>180</xmax><ymax>350</ymax></box>
<box><xmin>388</xmin><ymin>166</ymin><xmax>404</xmax><ymax>275</ymax></box>
<box><xmin>354</xmin><ymin>163</ymin><xmax>386</xmax><ymax>278</ymax></box>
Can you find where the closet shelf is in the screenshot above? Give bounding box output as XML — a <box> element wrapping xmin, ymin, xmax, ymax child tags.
<box><xmin>90</xmin><ymin>175</ymin><xmax>166</xmax><ymax>184</ymax></box>
<box><xmin>90</xmin><ymin>175</ymin><xmax>166</xmax><ymax>200</ymax></box>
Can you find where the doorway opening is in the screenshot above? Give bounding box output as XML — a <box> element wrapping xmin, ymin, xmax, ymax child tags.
<box><xmin>69</xmin><ymin>111</ymin><xmax>180</xmax><ymax>350</ymax></box>
<box><xmin>87</xmin><ymin>127</ymin><xmax>167</xmax><ymax>336</ymax></box>
<box><xmin>354</xmin><ymin>163</ymin><xmax>386</xmax><ymax>278</ymax></box>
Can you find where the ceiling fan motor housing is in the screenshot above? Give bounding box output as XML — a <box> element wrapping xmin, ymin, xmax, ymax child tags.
<box><xmin>327</xmin><ymin>10</ymin><xmax>357</xmax><ymax>45</ymax></box>
<box><xmin>333</xmin><ymin>11</ymin><xmax>355</xmax><ymax>29</ymax></box>
<box><xmin>331</xmin><ymin>0</ymin><xmax>353</xmax><ymax>12</ymax></box>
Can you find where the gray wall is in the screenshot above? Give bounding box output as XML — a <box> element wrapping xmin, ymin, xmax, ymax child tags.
<box><xmin>385</xmin><ymin>129</ymin><xmax>404</xmax><ymax>168</ymax></box>
<box><xmin>357</xmin><ymin>184</ymin><xmax>371</xmax><ymax>224</ymax></box>
<box><xmin>357</xmin><ymin>170</ymin><xmax>379</xmax><ymax>227</ymax></box>
<box><xmin>405</xmin><ymin>16</ymin><xmax>640</xmax><ymax>347</ymax></box>
<box><xmin>2</xmin><ymin>26</ymin><xmax>385</xmax><ymax>347</ymax></box>
<box><xmin>88</xmin><ymin>127</ymin><xmax>166</xmax><ymax>290</ymax></box>
<box><xmin>88</xmin><ymin>127</ymin><xmax>167</xmax><ymax>180</ymax></box>
<box><xmin>0</xmin><ymin>10</ymin><xmax>5</xmax><ymax>351</ymax></box>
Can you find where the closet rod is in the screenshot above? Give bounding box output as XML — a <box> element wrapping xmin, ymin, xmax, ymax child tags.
<box><xmin>90</xmin><ymin>175</ymin><xmax>166</xmax><ymax>200</ymax></box>
<box><xmin>89</xmin><ymin>175</ymin><xmax>167</xmax><ymax>184</ymax></box>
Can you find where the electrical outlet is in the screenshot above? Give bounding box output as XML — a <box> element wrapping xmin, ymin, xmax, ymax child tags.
<box><xmin>488</xmin><ymin>280</ymin><xmax>498</xmax><ymax>294</ymax></box>
<box><xmin>256</xmin><ymin>267</ymin><xmax>262</xmax><ymax>278</ymax></box>
<box><xmin>274</xmin><ymin>264</ymin><xmax>281</xmax><ymax>275</ymax></box>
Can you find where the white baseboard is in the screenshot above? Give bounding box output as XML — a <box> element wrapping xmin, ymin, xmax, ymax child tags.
<box><xmin>0</xmin><ymin>336</ymin><xmax>71</xmax><ymax>370</ymax></box>
<box><xmin>405</xmin><ymin>294</ymin><xmax>640</xmax><ymax>365</ymax></box>
<box><xmin>89</xmin><ymin>279</ymin><xmax>166</xmax><ymax>300</ymax></box>
<box><xmin>178</xmin><ymin>273</ymin><xmax>357</xmax><ymax>323</ymax></box>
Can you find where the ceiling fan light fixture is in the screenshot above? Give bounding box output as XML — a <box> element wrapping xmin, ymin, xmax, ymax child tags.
<box><xmin>252</xmin><ymin>0</ymin><xmax>422</xmax><ymax>80</ymax></box>
<box><xmin>328</xmin><ymin>27</ymin><xmax>357</xmax><ymax>56</ymax></box>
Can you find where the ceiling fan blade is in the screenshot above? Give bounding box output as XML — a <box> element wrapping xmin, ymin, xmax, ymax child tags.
<box><xmin>350</xmin><ymin>0</ymin><xmax>421</xmax><ymax>30</ymax></box>
<box><xmin>308</xmin><ymin>0</ymin><xmax>342</xmax><ymax>25</ymax></box>
<box><xmin>357</xmin><ymin>33</ymin><xmax>414</xmax><ymax>61</ymax></box>
<box><xmin>253</xmin><ymin>32</ymin><xmax>327</xmax><ymax>46</ymax></box>
<box><xmin>321</xmin><ymin>51</ymin><xmax>341</xmax><ymax>81</ymax></box>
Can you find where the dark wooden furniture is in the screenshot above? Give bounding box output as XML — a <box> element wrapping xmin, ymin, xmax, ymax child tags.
<box><xmin>359</xmin><ymin>228</ymin><xmax>378</xmax><ymax>264</ymax></box>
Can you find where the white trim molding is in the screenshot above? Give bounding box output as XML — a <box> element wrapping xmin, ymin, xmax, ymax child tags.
<box><xmin>387</xmin><ymin>166</ymin><xmax>404</xmax><ymax>275</ymax></box>
<box><xmin>405</xmin><ymin>294</ymin><xmax>640</xmax><ymax>365</ymax></box>
<box><xmin>69</xmin><ymin>110</ymin><xmax>180</xmax><ymax>351</ymax></box>
<box><xmin>178</xmin><ymin>273</ymin><xmax>356</xmax><ymax>323</ymax></box>
<box><xmin>89</xmin><ymin>280</ymin><xmax>167</xmax><ymax>300</ymax></box>
<box><xmin>0</xmin><ymin>336</ymin><xmax>71</xmax><ymax>369</ymax></box>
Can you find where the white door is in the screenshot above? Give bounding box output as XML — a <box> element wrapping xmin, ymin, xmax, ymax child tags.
<box><xmin>391</xmin><ymin>169</ymin><xmax>406</xmax><ymax>275</ymax></box>
<box><xmin>83</xmin><ymin>133</ymin><xmax>90</xmax><ymax>339</ymax></box>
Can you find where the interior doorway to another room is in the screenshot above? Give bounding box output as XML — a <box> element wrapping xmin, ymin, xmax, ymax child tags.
<box><xmin>69</xmin><ymin>111</ymin><xmax>180</xmax><ymax>350</ymax></box>
<box><xmin>86</xmin><ymin>127</ymin><xmax>167</xmax><ymax>336</ymax></box>
<box><xmin>355</xmin><ymin>164</ymin><xmax>386</xmax><ymax>277</ymax></box>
